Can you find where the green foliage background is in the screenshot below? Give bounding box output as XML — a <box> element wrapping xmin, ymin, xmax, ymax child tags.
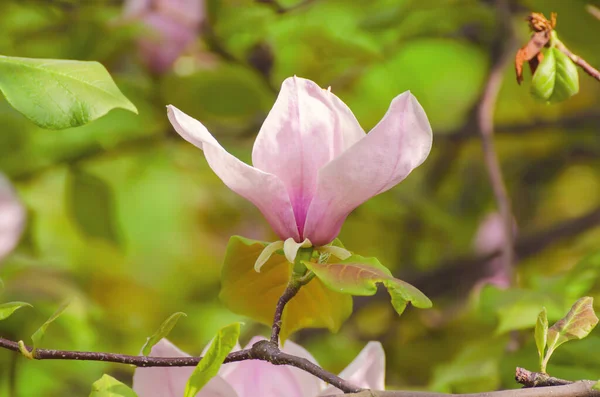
<box><xmin>1</xmin><ymin>0</ymin><xmax>600</xmax><ymax>395</ymax></box>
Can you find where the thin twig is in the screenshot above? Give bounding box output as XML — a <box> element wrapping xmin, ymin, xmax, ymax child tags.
<box><xmin>270</xmin><ymin>281</ymin><xmax>301</xmax><ymax>343</ymax></box>
<box><xmin>556</xmin><ymin>41</ymin><xmax>600</xmax><ymax>82</ymax></box>
<box><xmin>476</xmin><ymin>0</ymin><xmax>518</xmax><ymax>273</ymax></box>
<box><xmin>411</xmin><ymin>205</ymin><xmax>600</xmax><ymax>297</ymax></box>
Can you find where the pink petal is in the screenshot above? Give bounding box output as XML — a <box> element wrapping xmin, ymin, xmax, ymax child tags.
<box><xmin>320</xmin><ymin>342</ymin><xmax>385</xmax><ymax>395</ymax></box>
<box><xmin>251</xmin><ymin>77</ymin><xmax>365</xmax><ymax>238</ymax></box>
<box><xmin>133</xmin><ymin>339</ymin><xmax>238</xmax><ymax>397</ymax></box>
<box><xmin>220</xmin><ymin>336</ymin><xmax>321</xmax><ymax>397</ymax></box>
<box><xmin>0</xmin><ymin>174</ymin><xmax>25</xmax><ymax>263</ymax></box>
<box><xmin>167</xmin><ymin>105</ymin><xmax>300</xmax><ymax>241</ymax></box>
<box><xmin>303</xmin><ymin>92</ymin><xmax>432</xmax><ymax>245</ymax></box>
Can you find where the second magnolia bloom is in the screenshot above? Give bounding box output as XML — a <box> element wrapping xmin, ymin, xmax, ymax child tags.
<box><xmin>167</xmin><ymin>76</ymin><xmax>432</xmax><ymax>245</ymax></box>
<box><xmin>133</xmin><ymin>337</ymin><xmax>385</xmax><ymax>396</ymax></box>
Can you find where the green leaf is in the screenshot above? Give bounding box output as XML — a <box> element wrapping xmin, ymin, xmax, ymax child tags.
<box><xmin>530</xmin><ymin>47</ymin><xmax>579</xmax><ymax>103</ymax></box>
<box><xmin>67</xmin><ymin>169</ymin><xmax>120</xmax><ymax>245</ymax></box>
<box><xmin>31</xmin><ymin>300</ymin><xmax>71</xmax><ymax>351</ymax></box>
<box><xmin>302</xmin><ymin>254</ymin><xmax>432</xmax><ymax>316</ymax></box>
<box><xmin>141</xmin><ymin>312</ymin><xmax>187</xmax><ymax>356</ymax></box>
<box><xmin>544</xmin><ymin>297</ymin><xmax>598</xmax><ymax>367</ymax></box>
<box><xmin>592</xmin><ymin>381</ymin><xmax>600</xmax><ymax>391</ymax></box>
<box><xmin>184</xmin><ymin>323</ymin><xmax>240</xmax><ymax>397</ymax></box>
<box><xmin>0</xmin><ymin>301</ymin><xmax>32</xmax><ymax>321</ymax></box>
<box><xmin>535</xmin><ymin>307</ymin><xmax>548</xmax><ymax>371</ymax></box>
<box><xmin>0</xmin><ymin>55</ymin><xmax>137</xmax><ymax>130</ymax></box>
<box><xmin>219</xmin><ymin>236</ymin><xmax>352</xmax><ymax>341</ymax></box>
<box><xmin>89</xmin><ymin>374</ymin><xmax>138</xmax><ymax>397</ymax></box>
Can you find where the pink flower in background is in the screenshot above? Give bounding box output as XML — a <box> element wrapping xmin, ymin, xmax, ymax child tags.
<box><xmin>123</xmin><ymin>0</ymin><xmax>204</xmax><ymax>73</ymax></box>
<box><xmin>0</xmin><ymin>174</ymin><xmax>25</xmax><ymax>262</ymax></box>
<box><xmin>472</xmin><ymin>213</ymin><xmax>518</xmax><ymax>290</ymax></box>
<box><xmin>133</xmin><ymin>336</ymin><xmax>385</xmax><ymax>396</ymax></box>
<box><xmin>167</xmin><ymin>76</ymin><xmax>432</xmax><ymax>246</ymax></box>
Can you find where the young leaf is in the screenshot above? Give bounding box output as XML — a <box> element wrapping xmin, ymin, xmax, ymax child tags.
<box><xmin>0</xmin><ymin>302</ymin><xmax>32</xmax><ymax>321</ymax></box>
<box><xmin>592</xmin><ymin>380</ymin><xmax>600</xmax><ymax>391</ymax></box>
<box><xmin>530</xmin><ymin>47</ymin><xmax>579</xmax><ymax>103</ymax></box>
<box><xmin>0</xmin><ymin>55</ymin><xmax>137</xmax><ymax>129</ymax></box>
<box><xmin>545</xmin><ymin>297</ymin><xmax>598</xmax><ymax>365</ymax></box>
<box><xmin>31</xmin><ymin>300</ymin><xmax>72</xmax><ymax>351</ymax></box>
<box><xmin>89</xmin><ymin>374</ymin><xmax>138</xmax><ymax>397</ymax></box>
<box><xmin>534</xmin><ymin>307</ymin><xmax>548</xmax><ymax>371</ymax></box>
<box><xmin>302</xmin><ymin>254</ymin><xmax>432</xmax><ymax>316</ymax></box>
<box><xmin>184</xmin><ymin>323</ymin><xmax>240</xmax><ymax>397</ymax></box>
<box><xmin>219</xmin><ymin>236</ymin><xmax>352</xmax><ymax>341</ymax></box>
<box><xmin>67</xmin><ymin>169</ymin><xmax>120</xmax><ymax>245</ymax></box>
<box><xmin>141</xmin><ymin>312</ymin><xmax>187</xmax><ymax>356</ymax></box>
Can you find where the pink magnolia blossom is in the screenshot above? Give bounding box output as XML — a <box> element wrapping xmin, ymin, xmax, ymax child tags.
<box><xmin>123</xmin><ymin>0</ymin><xmax>204</xmax><ymax>73</ymax></box>
<box><xmin>167</xmin><ymin>76</ymin><xmax>432</xmax><ymax>246</ymax></box>
<box><xmin>0</xmin><ymin>174</ymin><xmax>25</xmax><ymax>262</ymax></box>
<box><xmin>133</xmin><ymin>336</ymin><xmax>385</xmax><ymax>396</ymax></box>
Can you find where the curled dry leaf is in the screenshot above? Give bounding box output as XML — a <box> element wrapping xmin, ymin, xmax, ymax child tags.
<box><xmin>515</xmin><ymin>12</ymin><xmax>556</xmax><ymax>84</ymax></box>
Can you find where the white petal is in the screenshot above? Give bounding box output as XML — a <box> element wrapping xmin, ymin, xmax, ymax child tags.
<box><xmin>318</xmin><ymin>245</ymin><xmax>351</xmax><ymax>261</ymax></box>
<box><xmin>254</xmin><ymin>240</ymin><xmax>284</xmax><ymax>273</ymax></box>
<box><xmin>283</xmin><ymin>237</ymin><xmax>311</xmax><ymax>264</ymax></box>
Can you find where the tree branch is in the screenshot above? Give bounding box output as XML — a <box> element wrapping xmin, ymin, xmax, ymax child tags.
<box><xmin>0</xmin><ymin>336</ymin><xmax>361</xmax><ymax>393</ymax></box>
<box><xmin>412</xmin><ymin>205</ymin><xmax>600</xmax><ymax>297</ymax></box>
<box><xmin>515</xmin><ymin>367</ymin><xmax>573</xmax><ymax>387</ymax></box>
<box><xmin>476</xmin><ymin>0</ymin><xmax>518</xmax><ymax>273</ymax></box>
<box><xmin>270</xmin><ymin>281</ymin><xmax>301</xmax><ymax>343</ymax></box>
<box><xmin>328</xmin><ymin>382</ymin><xmax>600</xmax><ymax>397</ymax></box>
<box><xmin>556</xmin><ymin>41</ymin><xmax>600</xmax><ymax>82</ymax></box>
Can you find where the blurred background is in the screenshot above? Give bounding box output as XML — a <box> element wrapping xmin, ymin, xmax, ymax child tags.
<box><xmin>1</xmin><ymin>0</ymin><xmax>600</xmax><ymax>395</ymax></box>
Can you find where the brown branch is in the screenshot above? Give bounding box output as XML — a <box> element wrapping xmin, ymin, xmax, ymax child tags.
<box><xmin>556</xmin><ymin>41</ymin><xmax>600</xmax><ymax>82</ymax></box>
<box><xmin>0</xmin><ymin>336</ymin><xmax>361</xmax><ymax>393</ymax></box>
<box><xmin>476</xmin><ymin>0</ymin><xmax>518</xmax><ymax>274</ymax></box>
<box><xmin>328</xmin><ymin>382</ymin><xmax>600</xmax><ymax>397</ymax></box>
<box><xmin>270</xmin><ymin>281</ymin><xmax>301</xmax><ymax>343</ymax></box>
<box><xmin>515</xmin><ymin>367</ymin><xmax>573</xmax><ymax>387</ymax></box>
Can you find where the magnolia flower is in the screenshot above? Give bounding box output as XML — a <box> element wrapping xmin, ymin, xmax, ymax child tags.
<box><xmin>0</xmin><ymin>174</ymin><xmax>25</xmax><ymax>262</ymax></box>
<box><xmin>123</xmin><ymin>0</ymin><xmax>204</xmax><ymax>73</ymax></box>
<box><xmin>167</xmin><ymin>76</ymin><xmax>432</xmax><ymax>250</ymax></box>
<box><xmin>133</xmin><ymin>337</ymin><xmax>385</xmax><ymax>396</ymax></box>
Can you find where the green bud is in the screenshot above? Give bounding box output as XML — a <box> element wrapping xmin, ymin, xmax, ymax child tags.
<box><xmin>531</xmin><ymin>47</ymin><xmax>579</xmax><ymax>103</ymax></box>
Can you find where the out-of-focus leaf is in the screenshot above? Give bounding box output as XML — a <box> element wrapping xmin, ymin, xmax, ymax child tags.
<box><xmin>219</xmin><ymin>236</ymin><xmax>352</xmax><ymax>341</ymax></box>
<box><xmin>31</xmin><ymin>299</ymin><xmax>71</xmax><ymax>351</ymax></box>
<box><xmin>535</xmin><ymin>307</ymin><xmax>548</xmax><ymax>370</ymax></box>
<box><xmin>184</xmin><ymin>322</ymin><xmax>240</xmax><ymax>397</ymax></box>
<box><xmin>303</xmin><ymin>254</ymin><xmax>432</xmax><ymax>316</ymax></box>
<box><xmin>141</xmin><ymin>312</ymin><xmax>187</xmax><ymax>356</ymax></box>
<box><xmin>67</xmin><ymin>169</ymin><xmax>120</xmax><ymax>245</ymax></box>
<box><xmin>593</xmin><ymin>381</ymin><xmax>600</xmax><ymax>391</ymax></box>
<box><xmin>89</xmin><ymin>374</ymin><xmax>138</xmax><ymax>397</ymax></box>
<box><xmin>546</xmin><ymin>297</ymin><xmax>598</xmax><ymax>355</ymax></box>
<box><xmin>430</xmin><ymin>337</ymin><xmax>506</xmax><ymax>393</ymax></box>
<box><xmin>0</xmin><ymin>301</ymin><xmax>32</xmax><ymax>321</ymax></box>
<box><xmin>530</xmin><ymin>47</ymin><xmax>579</xmax><ymax>103</ymax></box>
<box><xmin>0</xmin><ymin>55</ymin><xmax>137</xmax><ymax>129</ymax></box>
